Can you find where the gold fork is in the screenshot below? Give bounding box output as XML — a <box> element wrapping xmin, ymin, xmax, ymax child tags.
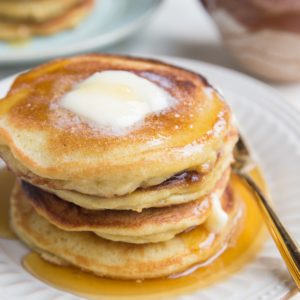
<box><xmin>233</xmin><ymin>135</ymin><xmax>300</xmax><ymax>290</ymax></box>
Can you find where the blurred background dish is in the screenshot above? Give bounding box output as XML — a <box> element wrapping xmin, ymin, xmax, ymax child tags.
<box><xmin>0</xmin><ymin>0</ymin><xmax>94</xmax><ymax>41</ymax></box>
<box><xmin>200</xmin><ymin>0</ymin><xmax>300</xmax><ymax>82</ymax></box>
<box><xmin>0</xmin><ymin>0</ymin><xmax>87</xmax><ymax>23</ymax></box>
<box><xmin>0</xmin><ymin>0</ymin><xmax>161</xmax><ymax>64</ymax></box>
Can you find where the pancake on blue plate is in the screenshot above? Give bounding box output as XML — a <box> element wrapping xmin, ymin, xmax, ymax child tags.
<box><xmin>0</xmin><ymin>0</ymin><xmax>94</xmax><ymax>41</ymax></box>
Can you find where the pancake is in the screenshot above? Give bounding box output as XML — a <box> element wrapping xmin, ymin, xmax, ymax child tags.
<box><xmin>0</xmin><ymin>54</ymin><xmax>238</xmax><ymax>199</ymax></box>
<box><xmin>0</xmin><ymin>0</ymin><xmax>94</xmax><ymax>41</ymax></box>
<box><xmin>0</xmin><ymin>0</ymin><xmax>82</xmax><ymax>22</ymax></box>
<box><xmin>0</xmin><ymin>131</ymin><xmax>235</xmax><ymax>210</ymax></box>
<box><xmin>11</xmin><ymin>178</ymin><xmax>244</xmax><ymax>279</ymax></box>
<box><xmin>45</xmin><ymin>148</ymin><xmax>232</xmax><ymax>211</ymax></box>
<box><xmin>19</xmin><ymin>169</ymin><xmax>229</xmax><ymax>244</ymax></box>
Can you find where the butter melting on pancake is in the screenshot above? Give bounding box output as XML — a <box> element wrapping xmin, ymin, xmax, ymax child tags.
<box><xmin>0</xmin><ymin>54</ymin><xmax>237</xmax><ymax>200</ymax></box>
<box><xmin>60</xmin><ymin>71</ymin><xmax>175</xmax><ymax>134</ymax></box>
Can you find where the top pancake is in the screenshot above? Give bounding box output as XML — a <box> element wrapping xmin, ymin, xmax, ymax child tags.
<box><xmin>0</xmin><ymin>54</ymin><xmax>236</xmax><ymax>197</ymax></box>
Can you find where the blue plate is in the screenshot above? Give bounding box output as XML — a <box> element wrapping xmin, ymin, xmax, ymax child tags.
<box><xmin>0</xmin><ymin>0</ymin><xmax>161</xmax><ymax>64</ymax></box>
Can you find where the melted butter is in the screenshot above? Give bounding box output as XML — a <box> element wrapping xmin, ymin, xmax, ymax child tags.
<box><xmin>0</xmin><ymin>165</ymin><xmax>16</xmax><ymax>239</ymax></box>
<box><xmin>22</xmin><ymin>167</ymin><xmax>267</xmax><ymax>300</ymax></box>
<box><xmin>60</xmin><ymin>71</ymin><xmax>173</xmax><ymax>131</ymax></box>
<box><xmin>204</xmin><ymin>192</ymin><xmax>228</xmax><ymax>233</ymax></box>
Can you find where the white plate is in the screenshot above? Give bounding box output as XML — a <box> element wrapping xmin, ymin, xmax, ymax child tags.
<box><xmin>0</xmin><ymin>0</ymin><xmax>161</xmax><ymax>64</ymax></box>
<box><xmin>0</xmin><ymin>56</ymin><xmax>300</xmax><ymax>300</ymax></box>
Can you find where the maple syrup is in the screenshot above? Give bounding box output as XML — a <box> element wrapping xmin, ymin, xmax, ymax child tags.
<box><xmin>22</xmin><ymin>168</ymin><xmax>267</xmax><ymax>299</ymax></box>
<box><xmin>0</xmin><ymin>165</ymin><xmax>16</xmax><ymax>239</ymax></box>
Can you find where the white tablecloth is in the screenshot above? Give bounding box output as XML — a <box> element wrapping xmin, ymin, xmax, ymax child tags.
<box><xmin>0</xmin><ymin>0</ymin><xmax>299</xmax><ymax>298</ymax></box>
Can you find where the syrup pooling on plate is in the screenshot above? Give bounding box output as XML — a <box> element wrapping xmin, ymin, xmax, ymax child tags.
<box><xmin>22</xmin><ymin>168</ymin><xmax>267</xmax><ymax>300</ymax></box>
<box><xmin>0</xmin><ymin>166</ymin><xmax>16</xmax><ymax>239</ymax></box>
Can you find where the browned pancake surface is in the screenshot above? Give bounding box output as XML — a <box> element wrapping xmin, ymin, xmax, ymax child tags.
<box><xmin>11</xmin><ymin>178</ymin><xmax>244</xmax><ymax>279</ymax></box>
<box><xmin>0</xmin><ymin>54</ymin><xmax>237</xmax><ymax>198</ymax></box>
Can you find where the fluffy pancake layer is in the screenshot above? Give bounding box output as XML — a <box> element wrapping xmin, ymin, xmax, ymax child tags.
<box><xmin>45</xmin><ymin>150</ymin><xmax>232</xmax><ymax>211</ymax></box>
<box><xmin>0</xmin><ymin>0</ymin><xmax>94</xmax><ymax>41</ymax></box>
<box><xmin>0</xmin><ymin>132</ymin><xmax>234</xmax><ymax>211</ymax></box>
<box><xmin>0</xmin><ymin>54</ymin><xmax>238</xmax><ymax>199</ymax></box>
<box><xmin>19</xmin><ymin>169</ymin><xmax>229</xmax><ymax>244</ymax></box>
<box><xmin>11</xmin><ymin>178</ymin><xmax>244</xmax><ymax>279</ymax></box>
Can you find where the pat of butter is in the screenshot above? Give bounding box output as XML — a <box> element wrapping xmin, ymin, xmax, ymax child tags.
<box><xmin>205</xmin><ymin>193</ymin><xmax>228</xmax><ymax>233</ymax></box>
<box><xmin>60</xmin><ymin>71</ymin><xmax>173</xmax><ymax>130</ymax></box>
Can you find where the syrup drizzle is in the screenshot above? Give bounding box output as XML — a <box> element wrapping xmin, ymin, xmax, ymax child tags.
<box><xmin>0</xmin><ymin>165</ymin><xmax>16</xmax><ymax>239</ymax></box>
<box><xmin>20</xmin><ymin>168</ymin><xmax>267</xmax><ymax>299</ymax></box>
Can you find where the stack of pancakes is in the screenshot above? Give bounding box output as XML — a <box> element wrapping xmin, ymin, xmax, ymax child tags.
<box><xmin>0</xmin><ymin>0</ymin><xmax>94</xmax><ymax>41</ymax></box>
<box><xmin>0</xmin><ymin>54</ymin><xmax>242</xmax><ymax>279</ymax></box>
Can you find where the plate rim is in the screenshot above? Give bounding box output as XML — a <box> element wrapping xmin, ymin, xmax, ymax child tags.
<box><xmin>156</xmin><ymin>55</ymin><xmax>300</xmax><ymax>128</ymax></box>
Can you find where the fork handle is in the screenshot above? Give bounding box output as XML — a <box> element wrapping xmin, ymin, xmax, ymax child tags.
<box><xmin>238</xmin><ymin>173</ymin><xmax>300</xmax><ymax>290</ymax></box>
